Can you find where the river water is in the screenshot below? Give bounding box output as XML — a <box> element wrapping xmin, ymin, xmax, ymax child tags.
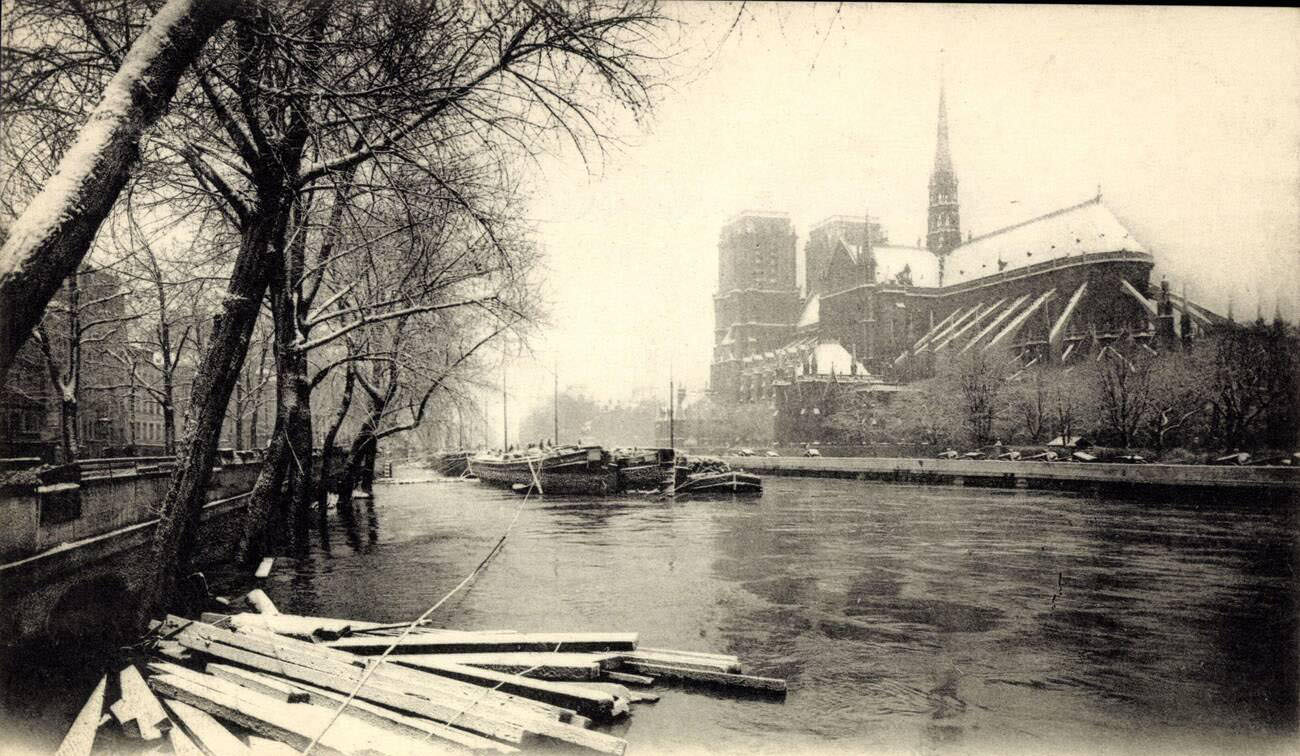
<box><xmin>6</xmin><ymin>471</ymin><xmax>1293</xmax><ymax>754</ymax></box>
<box><xmin>196</xmin><ymin>471</ymin><xmax>1296</xmax><ymax>755</ymax></box>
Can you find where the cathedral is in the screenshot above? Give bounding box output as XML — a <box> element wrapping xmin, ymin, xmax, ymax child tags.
<box><xmin>709</xmin><ymin>81</ymin><xmax>1224</xmax><ymax>420</ymax></box>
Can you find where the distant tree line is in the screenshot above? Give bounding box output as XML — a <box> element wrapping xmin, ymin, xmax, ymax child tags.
<box><xmin>823</xmin><ymin>319</ymin><xmax>1299</xmax><ymax>456</ymax></box>
<box><xmin>517</xmin><ymin>390</ymin><xmax>660</xmax><ymax>449</ymax></box>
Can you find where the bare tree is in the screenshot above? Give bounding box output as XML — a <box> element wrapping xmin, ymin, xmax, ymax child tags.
<box><xmin>1012</xmin><ymin>368</ymin><xmax>1048</xmax><ymax>443</ymax></box>
<box><xmin>0</xmin><ymin>0</ymin><xmax>242</xmax><ymax>379</ymax></box>
<box><xmin>955</xmin><ymin>351</ymin><xmax>1006</xmax><ymax>445</ymax></box>
<box><xmin>1094</xmin><ymin>344</ymin><xmax>1154</xmax><ymax>449</ymax></box>
<box><xmin>30</xmin><ymin>266</ymin><xmax>135</xmax><ymax>460</ymax></box>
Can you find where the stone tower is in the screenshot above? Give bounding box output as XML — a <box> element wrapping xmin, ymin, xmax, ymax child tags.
<box><xmin>927</xmin><ymin>80</ymin><xmax>962</xmax><ymax>269</ymax></box>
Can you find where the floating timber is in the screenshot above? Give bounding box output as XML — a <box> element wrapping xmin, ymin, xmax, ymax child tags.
<box><xmin>66</xmin><ymin>606</ymin><xmax>787</xmax><ymax>755</ymax></box>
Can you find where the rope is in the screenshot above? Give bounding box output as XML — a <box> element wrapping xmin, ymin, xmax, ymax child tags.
<box><xmin>300</xmin><ymin>479</ymin><xmax>535</xmax><ymax>754</ymax></box>
<box><xmin>421</xmin><ymin>640</ymin><xmax>565</xmax><ymax>744</ymax></box>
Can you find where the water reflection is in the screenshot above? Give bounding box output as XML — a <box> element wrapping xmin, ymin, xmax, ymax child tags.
<box><xmin>211</xmin><ymin>475</ymin><xmax>1295</xmax><ymax>754</ymax></box>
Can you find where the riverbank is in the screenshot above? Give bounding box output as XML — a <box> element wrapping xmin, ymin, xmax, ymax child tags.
<box><xmin>721</xmin><ymin>455</ymin><xmax>1300</xmax><ymax>501</ymax></box>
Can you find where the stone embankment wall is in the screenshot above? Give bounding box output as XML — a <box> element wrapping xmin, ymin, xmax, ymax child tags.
<box><xmin>723</xmin><ymin>456</ymin><xmax>1300</xmax><ymax>500</ymax></box>
<box><xmin>0</xmin><ymin>462</ymin><xmax>260</xmax><ymax>563</ymax></box>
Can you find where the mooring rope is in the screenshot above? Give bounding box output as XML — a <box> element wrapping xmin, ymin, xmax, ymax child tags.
<box><xmin>300</xmin><ymin>472</ymin><xmax>536</xmax><ymax>754</ymax></box>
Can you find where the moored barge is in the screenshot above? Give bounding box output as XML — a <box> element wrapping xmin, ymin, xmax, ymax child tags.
<box><xmin>469</xmin><ymin>445</ymin><xmax>619</xmax><ymax>495</ymax></box>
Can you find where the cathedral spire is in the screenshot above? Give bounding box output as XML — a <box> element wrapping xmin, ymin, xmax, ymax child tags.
<box><xmin>927</xmin><ymin>68</ymin><xmax>961</xmax><ymax>265</ymax></box>
<box><xmin>934</xmin><ymin>78</ymin><xmax>953</xmax><ymax>174</ymax></box>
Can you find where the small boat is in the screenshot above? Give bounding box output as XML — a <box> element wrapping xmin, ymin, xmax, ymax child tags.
<box><xmin>613</xmin><ymin>447</ymin><xmax>677</xmax><ymax>491</ymax></box>
<box><xmin>469</xmin><ymin>445</ymin><xmax>619</xmax><ymax>495</ymax></box>
<box><xmin>672</xmin><ymin>456</ymin><xmax>762</xmax><ymax>495</ymax></box>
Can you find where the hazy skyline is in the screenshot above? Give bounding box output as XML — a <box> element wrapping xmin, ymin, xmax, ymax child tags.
<box><xmin>493</xmin><ymin>3</ymin><xmax>1299</xmax><ymax>443</ymax></box>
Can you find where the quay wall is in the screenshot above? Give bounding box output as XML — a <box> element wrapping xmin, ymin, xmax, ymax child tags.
<box><xmin>723</xmin><ymin>456</ymin><xmax>1300</xmax><ymax>501</ymax></box>
<box><xmin>0</xmin><ymin>462</ymin><xmax>260</xmax><ymax>563</ymax></box>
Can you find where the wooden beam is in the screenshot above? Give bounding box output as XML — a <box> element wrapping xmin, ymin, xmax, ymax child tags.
<box><xmin>54</xmin><ymin>675</ymin><xmax>106</xmax><ymax>756</ymax></box>
<box><xmin>166</xmin><ymin>724</ymin><xmax>206</xmax><ymax>756</ymax></box>
<box><xmin>984</xmin><ymin>289</ymin><xmax>1057</xmax><ymax>351</ymax></box>
<box><xmin>162</xmin><ymin>618</ymin><xmax>568</xmax><ymax>724</ymax></box>
<box><xmin>245</xmin><ymin>589</ymin><xmax>279</xmax><ymax>616</ymax></box>
<box><xmin>120</xmin><ymin>664</ymin><xmax>170</xmax><ymax>740</ymax></box>
<box><xmin>201</xmin><ymin>663</ymin><xmax>516</xmax><ymax>754</ymax></box>
<box><xmin>325</xmin><ymin>632</ymin><xmax>638</xmax><ymax>655</ymax></box>
<box><xmin>390</xmin><ymin>658</ymin><xmax>622</xmax><ymax>721</ymax></box>
<box><xmin>959</xmin><ymin>294</ymin><xmax>1029</xmax><ymax>354</ymax></box>
<box><xmin>389</xmin><ymin>652</ymin><xmax>608</xmax><ymax>680</ymax></box>
<box><xmin>1049</xmin><ymin>281</ymin><xmax>1089</xmax><ymax>360</ymax></box>
<box><xmin>152</xmin><ymin>671</ymin><xmax>434</xmax><ymax>755</ymax></box>
<box><xmin>163</xmin><ymin>699</ymin><xmax>250</xmax><ymax>756</ymax></box>
<box><xmin>162</xmin><ymin>619</ymin><xmax>623</xmax><ymax>751</ymax></box>
<box><xmin>614</xmin><ymin>662</ymin><xmax>786</xmax><ymax>694</ymax></box>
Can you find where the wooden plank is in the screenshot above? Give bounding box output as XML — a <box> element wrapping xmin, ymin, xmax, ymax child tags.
<box><xmin>120</xmin><ymin>663</ymin><xmax>170</xmax><ymax>739</ymax></box>
<box><xmin>165</xmin><ymin>635</ymin><xmax>530</xmax><ymax>743</ymax></box>
<box><xmin>169</xmin><ymin>618</ymin><xmax>574</xmax><ymax>724</ymax></box>
<box><xmin>153</xmin><ymin>672</ymin><xmax>436</xmax><ymax>756</ymax></box>
<box><xmin>563</xmin><ymin>682</ymin><xmax>659</xmax><ymax>705</ymax></box>
<box><xmin>152</xmin><ymin>662</ymin><xmax>307</xmax><ymax>704</ymax></box>
<box><xmin>246</xmin><ymin>589</ymin><xmax>279</xmax><ymax>615</ymax></box>
<box><xmin>254</xmin><ymin>557</ymin><xmax>275</xmax><ymax>578</ymax></box>
<box><xmin>54</xmin><ymin>674</ymin><xmax>106</xmax><ymax>756</ymax></box>
<box><xmin>161</xmin><ymin>666</ymin><xmax>624</xmax><ymax>756</ymax></box>
<box><xmin>325</xmin><ymin>632</ymin><xmax>638</xmax><ymax>655</ymax></box>
<box><xmin>391</xmin><ymin>658</ymin><xmax>621</xmax><ymax>720</ymax></box>
<box><xmin>205</xmin><ymin>664</ymin><xmax>516</xmax><ymax>754</ymax></box>
<box><xmin>616</xmin><ymin>662</ymin><xmax>787</xmax><ymax>694</ymax></box>
<box><xmin>609</xmin><ymin>651</ymin><xmax>741</xmax><ymax>674</ymax></box>
<box><xmin>166</xmin><ymin>724</ymin><xmax>206</xmax><ymax>756</ymax></box>
<box><xmin>247</xmin><ymin>736</ymin><xmax>300</xmax><ymax>756</ymax></box>
<box><xmin>637</xmin><ymin>647</ymin><xmax>741</xmax><ymax>665</ymax></box>
<box><xmin>243</xmin><ymin>736</ymin><xmax>294</xmax><ymax>756</ymax></box>
<box><xmin>393</xmin><ymin>653</ymin><xmax>607</xmax><ymax>680</ymax></box>
<box><xmin>227</xmin><ymin>612</ymin><xmax>386</xmax><ymax>638</ymax></box>
<box><xmin>601</xmin><ymin>671</ymin><xmax>655</xmax><ymax>687</ymax></box>
<box><xmin>163</xmin><ymin>699</ymin><xmax>251</xmax><ymax>756</ymax></box>
<box><xmin>109</xmin><ymin>698</ymin><xmax>143</xmax><ymax>739</ymax></box>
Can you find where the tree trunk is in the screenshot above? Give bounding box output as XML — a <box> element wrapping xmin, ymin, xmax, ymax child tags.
<box><xmin>315</xmin><ymin>367</ymin><xmax>355</xmax><ymax>528</ymax></box>
<box><xmin>238</xmin><ymin>417</ymin><xmax>290</xmax><ymax>562</ymax></box>
<box><xmin>233</xmin><ymin>381</ymin><xmax>244</xmax><ymax>449</ymax></box>
<box><xmin>60</xmin><ymin>396</ymin><xmax>80</xmax><ymax>462</ymax></box>
<box><xmin>0</xmin><ymin>0</ymin><xmax>242</xmax><ymax>380</ymax></box>
<box><xmin>162</xmin><ymin>373</ymin><xmax>176</xmax><ymax>454</ymax></box>
<box><xmin>137</xmin><ymin>197</ymin><xmax>291</xmax><ymax>627</ymax></box>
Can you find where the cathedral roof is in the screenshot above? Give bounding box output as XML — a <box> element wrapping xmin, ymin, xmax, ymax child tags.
<box><xmin>943</xmin><ymin>196</ymin><xmax>1149</xmax><ymax>286</ymax></box>
<box><xmin>836</xmin><ymin>240</ymin><xmax>941</xmax><ymax>288</ymax></box>
<box><xmin>874</xmin><ymin>245</ymin><xmax>941</xmax><ymax>287</ymax></box>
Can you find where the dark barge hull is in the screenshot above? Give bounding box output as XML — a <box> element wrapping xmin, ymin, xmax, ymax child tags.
<box><xmin>431</xmin><ymin>452</ymin><xmax>470</xmax><ymax>477</ymax></box>
<box><xmin>470</xmin><ymin>448</ymin><xmax>619</xmax><ymax>495</ymax></box>
<box><xmin>674</xmin><ymin>470</ymin><xmax>763</xmax><ymax>495</ymax></box>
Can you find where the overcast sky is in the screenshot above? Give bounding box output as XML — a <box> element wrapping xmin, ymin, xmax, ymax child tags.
<box><xmin>491</xmin><ymin>3</ymin><xmax>1299</xmax><ymax>444</ymax></box>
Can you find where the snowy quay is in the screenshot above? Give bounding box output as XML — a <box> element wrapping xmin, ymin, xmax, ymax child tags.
<box><xmin>721</xmin><ymin>455</ymin><xmax>1300</xmax><ymax>502</ymax></box>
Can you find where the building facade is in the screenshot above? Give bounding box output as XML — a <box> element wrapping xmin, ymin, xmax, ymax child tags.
<box><xmin>708</xmin><ymin>82</ymin><xmax>1222</xmax><ymax>437</ymax></box>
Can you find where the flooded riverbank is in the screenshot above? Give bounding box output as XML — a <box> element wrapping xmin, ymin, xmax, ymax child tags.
<box><xmin>5</xmin><ymin>471</ymin><xmax>1296</xmax><ymax>754</ymax></box>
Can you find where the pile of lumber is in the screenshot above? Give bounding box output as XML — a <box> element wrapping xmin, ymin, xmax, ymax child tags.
<box><xmin>57</xmin><ymin>594</ymin><xmax>785</xmax><ymax>755</ymax></box>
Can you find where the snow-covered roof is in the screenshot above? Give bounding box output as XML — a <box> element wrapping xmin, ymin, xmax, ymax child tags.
<box><xmin>796</xmin><ymin>292</ymin><xmax>820</xmax><ymax>328</ymax></box>
<box><xmin>944</xmin><ymin>198</ymin><xmax>1148</xmax><ymax>286</ymax></box>
<box><xmin>808</xmin><ymin>341</ymin><xmax>871</xmax><ymax>377</ymax></box>
<box><xmin>874</xmin><ymin>245</ymin><xmax>941</xmax><ymax>288</ymax></box>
